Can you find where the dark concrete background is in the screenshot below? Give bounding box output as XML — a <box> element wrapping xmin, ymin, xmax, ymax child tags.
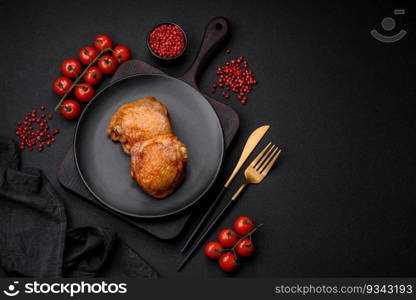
<box><xmin>0</xmin><ymin>0</ymin><xmax>415</xmax><ymax>277</ymax></box>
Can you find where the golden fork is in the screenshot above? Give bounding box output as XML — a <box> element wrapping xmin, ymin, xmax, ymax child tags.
<box><xmin>231</xmin><ymin>142</ymin><xmax>282</xmax><ymax>200</ymax></box>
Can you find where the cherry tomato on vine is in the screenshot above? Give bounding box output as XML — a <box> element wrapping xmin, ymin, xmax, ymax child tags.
<box><xmin>98</xmin><ymin>55</ymin><xmax>118</xmax><ymax>74</ymax></box>
<box><xmin>234</xmin><ymin>216</ymin><xmax>255</xmax><ymax>236</ymax></box>
<box><xmin>53</xmin><ymin>77</ymin><xmax>73</xmax><ymax>97</ymax></box>
<box><xmin>74</xmin><ymin>83</ymin><xmax>95</xmax><ymax>102</ymax></box>
<box><xmin>61</xmin><ymin>58</ymin><xmax>82</xmax><ymax>78</ymax></box>
<box><xmin>83</xmin><ymin>66</ymin><xmax>102</xmax><ymax>86</ymax></box>
<box><xmin>94</xmin><ymin>34</ymin><xmax>113</xmax><ymax>50</ymax></box>
<box><xmin>218</xmin><ymin>252</ymin><xmax>238</xmax><ymax>272</ymax></box>
<box><xmin>59</xmin><ymin>99</ymin><xmax>81</xmax><ymax>120</ymax></box>
<box><xmin>236</xmin><ymin>238</ymin><xmax>254</xmax><ymax>257</ymax></box>
<box><xmin>204</xmin><ymin>241</ymin><xmax>223</xmax><ymax>260</ymax></box>
<box><xmin>112</xmin><ymin>45</ymin><xmax>131</xmax><ymax>63</ymax></box>
<box><xmin>78</xmin><ymin>46</ymin><xmax>98</xmax><ymax>65</ymax></box>
<box><xmin>218</xmin><ymin>229</ymin><xmax>239</xmax><ymax>248</ymax></box>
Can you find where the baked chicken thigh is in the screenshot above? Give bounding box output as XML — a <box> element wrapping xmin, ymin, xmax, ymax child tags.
<box><xmin>107</xmin><ymin>96</ymin><xmax>173</xmax><ymax>155</ymax></box>
<box><xmin>130</xmin><ymin>134</ymin><xmax>188</xmax><ymax>198</ymax></box>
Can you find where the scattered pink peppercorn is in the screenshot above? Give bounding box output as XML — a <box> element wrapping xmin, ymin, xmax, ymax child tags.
<box><xmin>14</xmin><ymin>107</ymin><xmax>58</xmax><ymax>152</ymax></box>
<box><xmin>211</xmin><ymin>54</ymin><xmax>257</xmax><ymax>104</ymax></box>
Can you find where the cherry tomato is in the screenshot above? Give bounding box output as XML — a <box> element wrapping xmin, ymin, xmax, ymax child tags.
<box><xmin>218</xmin><ymin>252</ymin><xmax>238</xmax><ymax>272</ymax></box>
<box><xmin>94</xmin><ymin>34</ymin><xmax>113</xmax><ymax>50</ymax></box>
<box><xmin>98</xmin><ymin>55</ymin><xmax>118</xmax><ymax>74</ymax></box>
<box><xmin>59</xmin><ymin>99</ymin><xmax>81</xmax><ymax>120</ymax></box>
<box><xmin>218</xmin><ymin>229</ymin><xmax>239</xmax><ymax>248</ymax></box>
<box><xmin>112</xmin><ymin>45</ymin><xmax>131</xmax><ymax>63</ymax></box>
<box><xmin>236</xmin><ymin>238</ymin><xmax>254</xmax><ymax>257</ymax></box>
<box><xmin>74</xmin><ymin>83</ymin><xmax>95</xmax><ymax>102</ymax></box>
<box><xmin>83</xmin><ymin>66</ymin><xmax>102</xmax><ymax>86</ymax></box>
<box><xmin>234</xmin><ymin>216</ymin><xmax>255</xmax><ymax>236</ymax></box>
<box><xmin>61</xmin><ymin>58</ymin><xmax>82</xmax><ymax>78</ymax></box>
<box><xmin>204</xmin><ymin>241</ymin><xmax>223</xmax><ymax>260</ymax></box>
<box><xmin>53</xmin><ymin>76</ymin><xmax>73</xmax><ymax>97</ymax></box>
<box><xmin>78</xmin><ymin>46</ymin><xmax>98</xmax><ymax>65</ymax></box>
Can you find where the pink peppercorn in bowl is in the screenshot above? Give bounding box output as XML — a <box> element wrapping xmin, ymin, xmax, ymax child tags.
<box><xmin>147</xmin><ymin>22</ymin><xmax>187</xmax><ymax>64</ymax></box>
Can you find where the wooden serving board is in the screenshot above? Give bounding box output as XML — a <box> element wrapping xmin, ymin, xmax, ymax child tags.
<box><xmin>58</xmin><ymin>17</ymin><xmax>239</xmax><ymax>239</ymax></box>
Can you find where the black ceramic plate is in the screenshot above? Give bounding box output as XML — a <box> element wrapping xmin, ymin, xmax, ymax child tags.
<box><xmin>74</xmin><ymin>74</ymin><xmax>224</xmax><ymax>218</ymax></box>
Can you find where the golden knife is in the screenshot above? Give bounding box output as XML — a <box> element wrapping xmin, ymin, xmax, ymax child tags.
<box><xmin>180</xmin><ymin>125</ymin><xmax>270</xmax><ymax>253</ymax></box>
<box><xmin>224</xmin><ymin>125</ymin><xmax>270</xmax><ymax>187</ymax></box>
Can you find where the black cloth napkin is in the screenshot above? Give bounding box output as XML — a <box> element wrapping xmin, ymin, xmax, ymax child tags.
<box><xmin>0</xmin><ymin>136</ymin><xmax>158</xmax><ymax>278</ymax></box>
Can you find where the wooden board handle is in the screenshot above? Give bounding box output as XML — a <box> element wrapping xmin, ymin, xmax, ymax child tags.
<box><xmin>180</xmin><ymin>17</ymin><xmax>229</xmax><ymax>88</ymax></box>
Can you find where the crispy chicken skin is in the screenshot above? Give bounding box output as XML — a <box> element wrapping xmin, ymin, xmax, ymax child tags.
<box><xmin>130</xmin><ymin>134</ymin><xmax>188</xmax><ymax>198</ymax></box>
<box><xmin>107</xmin><ymin>96</ymin><xmax>173</xmax><ymax>155</ymax></box>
